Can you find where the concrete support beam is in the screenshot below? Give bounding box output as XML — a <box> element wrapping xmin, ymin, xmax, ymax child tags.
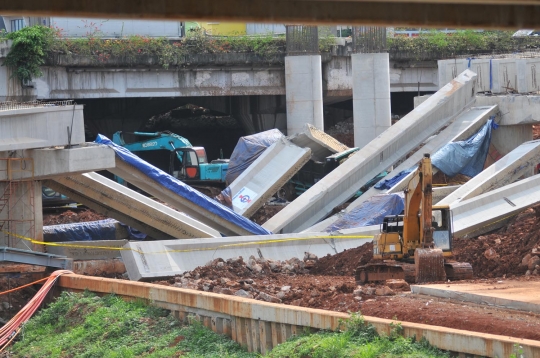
<box><xmin>305</xmin><ymin>105</ymin><xmax>496</xmax><ymax>232</ymax></box>
<box><xmin>264</xmin><ymin>70</ymin><xmax>477</xmax><ymax>234</ymax></box>
<box><xmin>2</xmin><ymin>1</ymin><xmax>539</xmax><ymax>29</ymax></box>
<box><xmin>0</xmin><ymin>144</ymin><xmax>115</xmax><ymax>180</ymax></box>
<box><xmin>45</xmin><ymin>173</ymin><xmax>220</xmax><ymax>240</ymax></box>
<box><xmin>227</xmin><ymin>138</ymin><xmax>311</xmax><ymax>218</ymax></box>
<box><xmin>109</xmin><ymin>159</ymin><xmax>257</xmax><ymax>236</ymax></box>
<box><xmin>433</xmin><ymin>185</ymin><xmax>460</xmax><ymax>205</ymax></box>
<box><xmin>288</xmin><ymin>123</ymin><xmax>349</xmax><ymax>162</ymax></box>
<box><xmin>121</xmin><ymin>227</ymin><xmax>377</xmax><ymax>281</ymax></box>
<box><xmin>491</xmin><ymin>124</ymin><xmax>533</xmax><ymax>157</ymax></box>
<box><xmin>352</xmin><ymin>53</ymin><xmax>391</xmax><ymax>149</ymax></box>
<box><xmin>0</xmin><ymin>105</ymin><xmax>84</xmax><ymax>151</ymax></box>
<box><xmin>285</xmin><ymin>55</ymin><xmax>324</xmax><ymax>136</ymax></box>
<box><xmin>451</xmin><ymin>174</ymin><xmax>540</xmax><ymax>239</ymax></box>
<box><xmin>439</xmin><ymin>140</ymin><xmax>540</xmax><ymax>206</ymax></box>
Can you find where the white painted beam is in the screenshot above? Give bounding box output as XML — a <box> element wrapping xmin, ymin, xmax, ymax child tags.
<box><xmin>264</xmin><ymin>70</ymin><xmax>478</xmax><ymax>234</ymax></box>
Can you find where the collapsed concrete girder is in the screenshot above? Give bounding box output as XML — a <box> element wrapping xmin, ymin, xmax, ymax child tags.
<box><xmin>264</xmin><ymin>69</ymin><xmax>478</xmax><ymax>234</ymax></box>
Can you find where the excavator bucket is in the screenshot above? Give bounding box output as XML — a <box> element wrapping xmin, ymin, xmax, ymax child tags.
<box><xmin>415</xmin><ymin>248</ymin><xmax>446</xmax><ymax>283</ymax></box>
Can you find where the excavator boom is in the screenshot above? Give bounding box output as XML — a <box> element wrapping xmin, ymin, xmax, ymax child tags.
<box><xmin>355</xmin><ymin>154</ymin><xmax>472</xmax><ymax>284</ymax></box>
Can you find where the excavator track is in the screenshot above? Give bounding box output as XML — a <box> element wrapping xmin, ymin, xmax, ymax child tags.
<box><xmin>356</xmin><ymin>258</ymin><xmax>473</xmax><ymax>284</ymax></box>
<box><xmin>355</xmin><ymin>262</ymin><xmax>416</xmax><ymax>284</ymax></box>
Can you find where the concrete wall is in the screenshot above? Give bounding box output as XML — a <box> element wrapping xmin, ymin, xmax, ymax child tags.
<box><xmin>439</xmin><ymin>58</ymin><xmax>540</xmax><ymax>94</ymax></box>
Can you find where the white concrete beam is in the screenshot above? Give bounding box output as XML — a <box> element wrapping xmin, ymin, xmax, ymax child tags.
<box><xmin>0</xmin><ymin>105</ymin><xmax>84</xmax><ymax>151</ymax></box>
<box><xmin>264</xmin><ymin>70</ymin><xmax>478</xmax><ymax>234</ymax></box>
<box><xmin>451</xmin><ymin>174</ymin><xmax>540</xmax><ymax>239</ymax></box>
<box><xmin>228</xmin><ymin>138</ymin><xmax>311</xmax><ymax>218</ymax></box>
<box><xmin>288</xmin><ymin>123</ymin><xmax>349</xmax><ymax>162</ymax></box>
<box><xmin>109</xmin><ymin>159</ymin><xmax>261</xmax><ymax>236</ymax></box>
<box><xmin>0</xmin><ymin>144</ymin><xmax>115</xmax><ymax>180</ymax></box>
<box><xmin>45</xmin><ymin>173</ymin><xmax>220</xmax><ymax>240</ymax></box>
<box><xmin>439</xmin><ymin>140</ymin><xmax>540</xmax><ymax>206</ymax></box>
<box><xmin>121</xmin><ymin>226</ymin><xmax>378</xmax><ymax>281</ymax></box>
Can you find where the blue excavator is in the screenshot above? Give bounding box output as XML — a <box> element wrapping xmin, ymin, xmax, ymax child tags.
<box><xmin>112</xmin><ymin>131</ymin><xmax>229</xmax><ymax>192</ymax></box>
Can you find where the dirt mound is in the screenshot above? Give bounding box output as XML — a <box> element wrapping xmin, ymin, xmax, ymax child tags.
<box><xmin>309</xmin><ymin>243</ymin><xmax>373</xmax><ymax>276</ymax></box>
<box><xmin>432</xmin><ymin>171</ymin><xmax>471</xmax><ymax>185</ymax></box>
<box><xmin>43</xmin><ymin>209</ymin><xmax>109</xmax><ymax>226</ymax></box>
<box><xmin>250</xmin><ymin>204</ymin><xmax>286</xmax><ymax>225</ymax></box>
<box><xmin>454</xmin><ymin>208</ymin><xmax>540</xmax><ymax>278</ymax></box>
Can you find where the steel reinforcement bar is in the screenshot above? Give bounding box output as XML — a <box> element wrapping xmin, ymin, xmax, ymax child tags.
<box><xmin>57</xmin><ymin>274</ymin><xmax>540</xmax><ymax>357</ymax></box>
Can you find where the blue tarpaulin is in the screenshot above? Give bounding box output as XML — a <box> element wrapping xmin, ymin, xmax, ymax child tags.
<box><xmin>432</xmin><ymin>119</ymin><xmax>497</xmax><ymax>178</ymax></box>
<box><xmin>95</xmin><ymin>134</ymin><xmax>272</xmax><ymax>236</ymax></box>
<box><xmin>325</xmin><ymin>193</ymin><xmax>405</xmax><ymax>232</ymax></box>
<box><xmin>43</xmin><ymin>219</ymin><xmax>119</xmax><ymax>242</ymax></box>
<box><xmin>225</xmin><ymin>129</ymin><xmax>284</xmax><ymax>185</ymax></box>
<box><xmin>374</xmin><ymin>168</ymin><xmax>415</xmax><ymax>190</ymax></box>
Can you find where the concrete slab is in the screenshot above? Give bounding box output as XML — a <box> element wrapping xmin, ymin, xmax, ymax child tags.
<box><xmin>121</xmin><ymin>226</ymin><xmax>378</xmax><ymax>281</ymax></box>
<box><xmin>46</xmin><ymin>240</ymin><xmax>127</xmax><ymax>260</ymax></box>
<box><xmin>0</xmin><ymin>144</ymin><xmax>115</xmax><ymax>180</ymax></box>
<box><xmin>228</xmin><ymin>138</ymin><xmax>311</xmax><ymax>218</ymax></box>
<box><xmin>288</xmin><ymin>123</ymin><xmax>349</xmax><ymax>162</ymax></box>
<box><xmin>439</xmin><ymin>140</ymin><xmax>540</xmax><ymax>206</ymax></box>
<box><xmin>109</xmin><ymin>159</ymin><xmax>261</xmax><ymax>236</ymax></box>
<box><xmin>433</xmin><ymin>185</ymin><xmax>460</xmax><ymax>205</ymax></box>
<box><xmin>451</xmin><ymin>174</ymin><xmax>540</xmax><ymax>238</ymax></box>
<box><xmin>265</xmin><ymin>70</ymin><xmax>477</xmax><ymax>234</ymax></box>
<box><xmin>412</xmin><ymin>281</ymin><xmax>540</xmax><ymax>314</ymax></box>
<box><xmin>45</xmin><ymin>172</ymin><xmax>220</xmax><ymax>240</ymax></box>
<box><xmin>475</xmin><ymin>95</ymin><xmax>540</xmax><ymax>125</ymax></box>
<box><xmin>0</xmin><ymin>104</ymin><xmax>85</xmax><ymax>151</ymax></box>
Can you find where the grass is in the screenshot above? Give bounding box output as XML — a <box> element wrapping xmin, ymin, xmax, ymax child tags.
<box><xmin>9</xmin><ymin>292</ymin><xmax>449</xmax><ymax>358</ymax></box>
<box><xmin>10</xmin><ymin>291</ymin><xmax>255</xmax><ymax>358</ymax></box>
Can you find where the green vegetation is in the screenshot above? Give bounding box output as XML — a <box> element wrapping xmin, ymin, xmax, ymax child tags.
<box><xmin>267</xmin><ymin>313</ymin><xmax>449</xmax><ymax>358</ymax></box>
<box><xmin>10</xmin><ymin>291</ymin><xmax>255</xmax><ymax>358</ymax></box>
<box><xmin>388</xmin><ymin>30</ymin><xmax>540</xmax><ymax>60</ymax></box>
<box><xmin>2</xmin><ymin>25</ymin><xmax>55</xmax><ymax>83</ymax></box>
<box><xmin>10</xmin><ymin>292</ymin><xmax>449</xmax><ymax>358</ymax></box>
<box><xmin>5</xmin><ymin>25</ymin><xmax>540</xmax><ymax>83</ymax></box>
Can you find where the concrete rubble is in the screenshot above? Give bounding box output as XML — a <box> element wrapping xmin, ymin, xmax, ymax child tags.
<box><xmin>288</xmin><ymin>123</ymin><xmax>350</xmax><ymax>161</ymax></box>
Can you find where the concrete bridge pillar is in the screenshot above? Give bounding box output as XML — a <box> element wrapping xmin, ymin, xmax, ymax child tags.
<box><xmin>285</xmin><ymin>55</ymin><xmax>324</xmax><ymax>136</ymax></box>
<box><xmin>352</xmin><ymin>53</ymin><xmax>391</xmax><ymax>149</ymax></box>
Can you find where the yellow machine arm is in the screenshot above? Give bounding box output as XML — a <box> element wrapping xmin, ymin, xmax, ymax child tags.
<box><xmin>403</xmin><ymin>153</ymin><xmax>434</xmax><ymax>250</ymax></box>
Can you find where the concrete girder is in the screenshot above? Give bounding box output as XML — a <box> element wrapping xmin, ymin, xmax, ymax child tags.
<box><xmin>0</xmin><ymin>144</ymin><xmax>115</xmax><ymax>181</ymax></box>
<box><xmin>121</xmin><ymin>226</ymin><xmax>378</xmax><ymax>281</ymax></box>
<box><xmin>288</xmin><ymin>123</ymin><xmax>349</xmax><ymax>162</ymax></box>
<box><xmin>0</xmin><ymin>105</ymin><xmax>85</xmax><ymax>151</ymax></box>
<box><xmin>108</xmin><ymin>159</ymin><xmax>256</xmax><ymax>236</ymax></box>
<box><xmin>438</xmin><ymin>139</ymin><xmax>540</xmax><ymax>206</ymax></box>
<box><xmin>451</xmin><ymin>174</ymin><xmax>540</xmax><ymax>239</ymax></box>
<box><xmin>304</xmin><ymin>105</ymin><xmax>497</xmax><ymax>233</ymax></box>
<box><xmin>1</xmin><ymin>1</ymin><xmax>539</xmax><ymax>29</ymax></box>
<box><xmin>227</xmin><ymin>138</ymin><xmax>311</xmax><ymax>218</ymax></box>
<box><xmin>45</xmin><ymin>173</ymin><xmax>220</xmax><ymax>240</ymax></box>
<box><xmin>264</xmin><ymin>69</ymin><xmax>477</xmax><ymax>234</ymax></box>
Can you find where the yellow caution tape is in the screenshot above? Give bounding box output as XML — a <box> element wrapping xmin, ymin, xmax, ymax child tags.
<box><xmin>1</xmin><ymin>229</ymin><xmax>373</xmax><ymax>255</ymax></box>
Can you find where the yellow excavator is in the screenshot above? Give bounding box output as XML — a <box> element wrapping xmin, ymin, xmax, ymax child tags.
<box><xmin>355</xmin><ymin>153</ymin><xmax>473</xmax><ymax>284</ymax></box>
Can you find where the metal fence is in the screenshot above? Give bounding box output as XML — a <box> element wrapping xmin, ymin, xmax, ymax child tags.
<box><xmin>0</xmin><ymin>100</ymin><xmax>75</xmax><ymax>112</ymax></box>
<box><xmin>352</xmin><ymin>27</ymin><xmax>387</xmax><ymax>53</ymax></box>
<box><xmin>286</xmin><ymin>25</ymin><xmax>319</xmax><ymax>55</ymax></box>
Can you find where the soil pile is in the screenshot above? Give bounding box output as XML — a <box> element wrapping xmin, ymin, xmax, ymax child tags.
<box><xmin>309</xmin><ymin>243</ymin><xmax>373</xmax><ymax>276</ymax></box>
<box><xmin>43</xmin><ymin>209</ymin><xmax>109</xmax><ymax>226</ymax></box>
<box><xmin>454</xmin><ymin>207</ymin><xmax>540</xmax><ymax>278</ymax></box>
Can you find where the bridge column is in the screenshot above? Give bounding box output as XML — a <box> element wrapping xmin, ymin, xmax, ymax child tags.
<box><xmin>352</xmin><ymin>53</ymin><xmax>391</xmax><ymax>149</ymax></box>
<box><xmin>285</xmin><ymin>55</ymin><xmax>324</xmax><ymax>135</ymax></box>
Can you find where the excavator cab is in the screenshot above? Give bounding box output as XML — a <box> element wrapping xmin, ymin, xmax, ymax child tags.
<box><xmin>432</xmin><ymin>206</ymin><xmax>452</xmax><ymax>251</ymax></box>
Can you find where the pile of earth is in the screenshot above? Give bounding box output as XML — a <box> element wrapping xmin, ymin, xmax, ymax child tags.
<box><xmin>43</xmin><ymin>209</ymin><xmax>109</xmax><ymax>226</ymax></box>
<box><xmin>453</xmin><ymin>207</ymin><xmax>540</xmax><ymax>278</ymax></box>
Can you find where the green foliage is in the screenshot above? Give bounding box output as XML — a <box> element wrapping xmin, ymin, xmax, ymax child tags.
<box><xmin>268</xmin><ymin>312</ymin><xmax>449</xmax><ymax>358</ymax></box>
<box><xmin>387</xmin><ymin>30</ymin><xmax>540</xmax><ymax>60</ymax></box>
<box><xmin>10</xmin><ymin>291</ymin><xmax>255</xmax><ymax>358</ymax></box>
<box><xmin>4</xmin><ymin>25</ymin><xmax>55</xmax><ymax>83</ymax></box>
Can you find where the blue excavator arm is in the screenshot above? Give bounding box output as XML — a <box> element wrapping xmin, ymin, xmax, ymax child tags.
<box><xmin>112</xmin><ymin>131</ymin><xmax>193</xmax><ymax>163</ymax></box>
